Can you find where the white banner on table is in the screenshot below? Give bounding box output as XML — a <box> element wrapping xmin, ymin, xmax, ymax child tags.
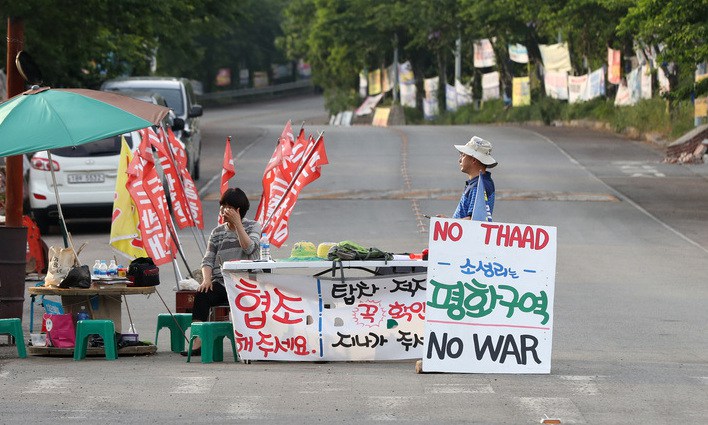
<box><xmin>224</xmin><ymin>272</ymin><xmax>427</xmax><ymax>361</ymax></box>
<box><xmin>422</xmin><ymin>219</ymin><xmax>557</xmax><ymax>374</ymax></box>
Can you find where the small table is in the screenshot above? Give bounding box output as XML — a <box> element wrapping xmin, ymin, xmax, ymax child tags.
<box><xmin>27</xmin><ymin>283</ymin><xmax>157</xmax><ymax>356</ymax></box>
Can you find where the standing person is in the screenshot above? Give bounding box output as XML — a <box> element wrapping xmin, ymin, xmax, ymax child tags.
<box><xmin>181</xmin><ymin>187</ymin><xmax>261</xmax><ymax>356</ymax></box>
<box><xmin>451</xmin><ymin>136</ymin><xmax>497</xmax><ymax>220</ymax></box>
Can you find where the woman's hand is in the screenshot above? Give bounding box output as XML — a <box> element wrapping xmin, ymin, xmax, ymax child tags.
<box><xmin>197</xmin><ymin>278</ymin><xmax>213</xmax><ymax>293</ymax></box>
<box><xmin>220</xmin><ymin>206</ymin><xmax>242</xmax><ymax>230</ymax></box>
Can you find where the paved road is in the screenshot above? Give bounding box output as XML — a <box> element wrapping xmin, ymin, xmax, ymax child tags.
<box><xmin>2</xmin><ymin>95</ymin><xmax>707</xmax><ymax>424</ymax></box>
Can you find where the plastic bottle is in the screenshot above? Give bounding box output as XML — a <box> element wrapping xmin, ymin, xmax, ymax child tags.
<box><xmin>92</xmin><ymin>260</ymin><xmax>101</xmax><ymax>277</ymax></box>
<box><xmin>98</xmin><ymin>260</ymin><xmax>108</xmax><ymax>277</ymax></box>
<box><xmin>108</xmin><ymin>259</ymin><xmax>118</xmax><ymax>277</ymax></box>
<box><xmin>76</xmin><ymin>306</ymin><xmax>90</xmax><ymax>322</ymax></box>
<box><xmin>259</xmin><ymin>232</ymin><xmax>272</xmax><ymax>261</ymax></box>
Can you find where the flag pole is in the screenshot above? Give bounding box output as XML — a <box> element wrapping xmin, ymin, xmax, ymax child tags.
<box><xmin>261</xmin><ymin>131</ymin><xmax>325</xmax><ymax>232</ymax></box>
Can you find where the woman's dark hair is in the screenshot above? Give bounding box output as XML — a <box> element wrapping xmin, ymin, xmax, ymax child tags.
<box><xmin>220</xmin><ymin>188</ymin><xmax>249</xmax><ymax>219</ymax></box>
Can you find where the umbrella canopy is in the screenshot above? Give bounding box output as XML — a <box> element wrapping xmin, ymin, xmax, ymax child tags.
<box><xmin>0</xmin><ymin>86</ymin><xmax>170</xmax><ymax>157</ymax></box>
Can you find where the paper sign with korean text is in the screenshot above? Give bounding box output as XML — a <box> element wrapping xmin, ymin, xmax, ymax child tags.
<box><xmin>422</xmin><ymin>218</ymin><xmax>557</xmax><ymax>374</ymax></box>
<box><xmin>224</xmin><ymin>272</ymin><xmax>427</xmax><ymax>361</ymax></box>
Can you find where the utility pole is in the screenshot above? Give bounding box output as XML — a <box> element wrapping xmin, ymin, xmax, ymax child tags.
<box><xmin>5</xmin><ymin>17</ymin><xmax>25</xmax><ymax>227</ymax></box>
<box><xmin>455</xmin><ymin>35</ymin><xmax>462</xmax><ymax>84</ymax></box>
<box><xmin>393</xmin><ymin>34</ymin><xmax>399</xmax><ymax>103</ymax></box>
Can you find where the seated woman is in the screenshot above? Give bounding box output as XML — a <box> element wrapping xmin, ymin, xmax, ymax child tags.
<box><xmin>181</xmin><ymin>187</ymin><xmax>261</xmax><ymax>356</ymax></box>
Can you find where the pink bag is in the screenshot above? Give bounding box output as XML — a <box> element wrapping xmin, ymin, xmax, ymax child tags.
<box><xmin>43</xmin><ymin>313</ymin><xmax>76</xmax><ymax>348</ymax></box>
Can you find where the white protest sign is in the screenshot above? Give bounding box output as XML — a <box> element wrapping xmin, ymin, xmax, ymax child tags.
<box><xmin>224</xmin><ymin>272</ymin><xmax>427</xmax><ymax>361</ymax></box>
<box><xmin>422</xmin><ymin>218</ymin><xmax>557</xmax><ymax>374</ymax></box>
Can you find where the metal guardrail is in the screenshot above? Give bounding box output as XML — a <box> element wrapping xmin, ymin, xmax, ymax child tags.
<box><xmin>198</xmin><ymin>80</ymin><xmax>314</xmax><ymax>105</ymax></box>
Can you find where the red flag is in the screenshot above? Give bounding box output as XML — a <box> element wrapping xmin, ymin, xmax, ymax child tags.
<box><xmin>166</xmin><ymin>128</ymin><xmax>204</xmax><ymax>229</ymax></box>
<box><xmin>218</xmin><ymin>137</ymin><xmax>237</xmax><ymax>224</ymax></box>
<box><xmin>126</xmin><ymin>133</ymin><xmax>176</xmax><ymax>266</ymax></box>
<box><xmin>255</xmin><ymin>121</ymin><xmax>297</xmax><ymax>223</ymax></box>
<box><xmin>266</xmin><ymin>134</ymin><xmax>328</xmax><ymax>247</ymax></box>
<box><xmin>146</xmin><ymin>128</ymin><xmax>194</xmax><ymax>229</ymax></box>
<box><xmin>220</xmin><ymin>137</ymin><xmax>236</xmax><ymax>195</ymax></box>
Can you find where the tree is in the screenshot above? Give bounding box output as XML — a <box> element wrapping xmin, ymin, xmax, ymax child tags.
<box><xmin>618</xmin><ymin>0</ymin><xmax>708</xmax><ymax>99</ymax></box>
<box><xmin>0</xmin><ymin>0</ymin><xmax>287</xmax><ymax>91</ymax></box>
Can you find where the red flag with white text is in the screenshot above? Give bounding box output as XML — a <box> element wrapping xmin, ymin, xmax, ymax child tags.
<box><xmin>266</xmin><ymin>134</ymin><xmax>328</xmax><ymax>247</ymax></box>
<box><xmin>126</xmin><ymin>133</ymin><xmax>176</xmax><ymax>266</ymax></box>
<box><xmin>144</xmin><ymin>128</ymin><xmax>194</xmax><ymax>229</ymax></box>
<box><xmin>165</xmin><ymin>128</ymin><xmax>204</xmax><ymax>229</ymax></box>
<box><xmin>255</xmin><ymin>121</ymin><xmax>297</xmax><ymax>223</ymax></box>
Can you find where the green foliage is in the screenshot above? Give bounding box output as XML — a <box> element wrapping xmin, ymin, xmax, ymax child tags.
<box><xmin>409</xmin><ymin>95</ymin><xmax>693</xmax><ymax>141</ymax></box>
<box><xmin>323</xmin><ymin>87</ymin><xmax>360</xmax><ymax>115</ymax></box>
<box><xmin>0</xmin><ymin>0</ymin><xmax>287</xmax><ymax>91</ymax></box>
<box><xmin>403</xmin><ymin>105</ymin><xmax>423</xmax><ymax>123</ymax></box>
<box><xmin>618</xmin><ymin>0</ymin><xmax>708</xmax><ymax>101</ymax></box>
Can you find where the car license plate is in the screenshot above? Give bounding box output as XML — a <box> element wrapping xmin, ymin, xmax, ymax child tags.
<box><xmin>67</xmin><ymin>173</ymin><xmax>105</xmax><ymax>184</ymax></box>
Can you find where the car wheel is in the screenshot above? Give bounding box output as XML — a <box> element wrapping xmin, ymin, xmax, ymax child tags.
<box><xmin>192</xmin><ymin>158</ymin><xmax>200</xmax><ymax>181</ymax></box>
<box><xmin>32</xmin><ymin>210</ymin><xmax>51</xmax><ymax>235</ymax></box>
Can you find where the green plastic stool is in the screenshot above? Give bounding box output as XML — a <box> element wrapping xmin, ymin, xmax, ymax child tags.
<box><xmin>155</xmin><ymin>313</ymin><xmax>192</xmax><ymax>352</ymax></box>
<box><xmin>0</xmin><ymin>318</ymin><xmax>27</xmax><ymax>358</ymax></box>
<box><xmin>74</xmin><ymin>320</ymin><xmax>117</xmax><ymax>361</ymax></box>
<box><xmin>186</xmin><ymin>322</ymin><xmax>238</xmax><ymax>364</ymax></box>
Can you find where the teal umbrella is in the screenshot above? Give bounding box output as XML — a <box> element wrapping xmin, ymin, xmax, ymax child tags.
<box><xmin>0</xmin><ymin>86</ymin><xmax>170</xmax><ymax>248</ymax></box>
<box><xmin>0</xmin><ymin>86</ymin><xmax>169</xmax><ymax>157</ymax></box>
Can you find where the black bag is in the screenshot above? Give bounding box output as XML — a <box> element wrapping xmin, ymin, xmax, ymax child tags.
<box><xmin>127</xmin><ymin>257</ymin><xmax>160</xmax><ymax>287</ymax></box>
<box><xmin>59</xmin><ymin>265</ymin><xmax>91</xmax><ymax>289</ymax></box>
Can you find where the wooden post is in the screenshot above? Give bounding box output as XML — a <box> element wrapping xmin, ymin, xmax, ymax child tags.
<box><xmin>4</xmin><ymin>17</ymin><xmax>25</xmax><ymax>227</ymax></box>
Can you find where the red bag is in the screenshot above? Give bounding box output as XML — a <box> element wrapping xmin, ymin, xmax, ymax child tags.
<box><xmin>43</xmin><ymin>313</ymin><xmax>76</xmax><ymax>348</ymax></box>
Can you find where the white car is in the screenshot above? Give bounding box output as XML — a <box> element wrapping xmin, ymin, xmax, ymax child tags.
<box><xmin>27</xmin><ymin>131</ymin><xmax>141</xmax><ymax>233</ymax></box>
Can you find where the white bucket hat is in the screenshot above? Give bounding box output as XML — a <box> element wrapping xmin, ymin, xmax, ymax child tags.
<box><xmin>454</xmin><ymin>136</ymin><xmax>497</xmax><ymax>168</ymax></box>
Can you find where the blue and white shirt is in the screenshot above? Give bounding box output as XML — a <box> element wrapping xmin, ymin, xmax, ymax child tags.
<box><xmin>453</xmin><ymin>172</ymin><xmax>495</xmax><ymax>219</ymax></box>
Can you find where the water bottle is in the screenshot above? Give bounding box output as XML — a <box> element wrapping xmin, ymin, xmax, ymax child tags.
<box><xmin>92</xmin><ymin>260</ymin><xmax>101</xmax><ymax>277</ymax></box>
<box><xmin>108</xmin><ymin>259</ymin><xmax>118</xmax><ymax>278</ymax></box>
<box><xmin>76</xmin><ymin>306</ymin><xmax>90</xmax><ymax>322</ymax></box>
<box><xmin>98</xmin><ymin>260</ymin><xmax>108</xmax><ymax>277</ymax></box>
<box><xmin>259</xmin><ymin>232</ymin><xmax>272</xmax><ymax>261</ymax></box>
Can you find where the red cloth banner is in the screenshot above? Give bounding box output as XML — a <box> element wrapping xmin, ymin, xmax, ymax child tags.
<box><xmin>145</xmin><ymin>128</ymin><xmax>194</xmax><ymax>229</ymax></box>
<box><xmin>255</xmin><ymin>121</ymin><xmax>296</xmax><ymax>223</ymax></box>
<box><xmin>218</xmin><ymin>137</ymin><xmax>236</xmax><ymax>224</ymax></box>
<box><xmin>267</xmin><ymin>134</ymin><xmax>328</xmax><ymax>247</ymax></box>
<box><xmin>221</xmin><ymin>137</ymin><xmax>236</xmax><ymax>196</ymax></box>
<box><xmin>126</xmin><ymin>133</ymin><xmax>176</xmax><ymax>265</ymax></box>
<box><xmin>165</xmin><ymin>128</ymin><xmax>204</xmax><ymax>229</ymax></box>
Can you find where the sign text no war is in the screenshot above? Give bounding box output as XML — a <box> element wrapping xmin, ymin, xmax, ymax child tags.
<box><xmin>422</xmin><ymin>218</ymin><xmax>557</xmax><ymax>374</ymax></box>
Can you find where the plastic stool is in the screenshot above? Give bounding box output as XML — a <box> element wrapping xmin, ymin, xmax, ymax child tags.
<box><xmin>0</xmin><ymin>318</ymin><xmax>27</xmax><ymax>358</ymax></box>
<box><xmin>155</xmin><ymin>313</ymin><xmax>192</xmax><ymax>352</ymax></box>
<box><xmin>186</xmin><ymin>322</ymin><xmax>238</xmax><ymax>364</ymax></box>
<box><xmin>74</xmin><ymin>320</ymin><xmax>117</xmax><ymax>361</ymax></box>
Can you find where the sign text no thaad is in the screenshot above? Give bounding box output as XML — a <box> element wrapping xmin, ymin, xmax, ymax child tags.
<box><xmin>422</xmin><ymin>219</ymin><xmax>557</xmax><ymax>374</ymax></box>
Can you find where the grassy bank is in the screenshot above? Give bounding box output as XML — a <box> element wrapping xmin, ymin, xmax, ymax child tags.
<box><xmin>406</xmin><ymin>97</ymin><xmax>695</xmax><ymax>141</ymax></box>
